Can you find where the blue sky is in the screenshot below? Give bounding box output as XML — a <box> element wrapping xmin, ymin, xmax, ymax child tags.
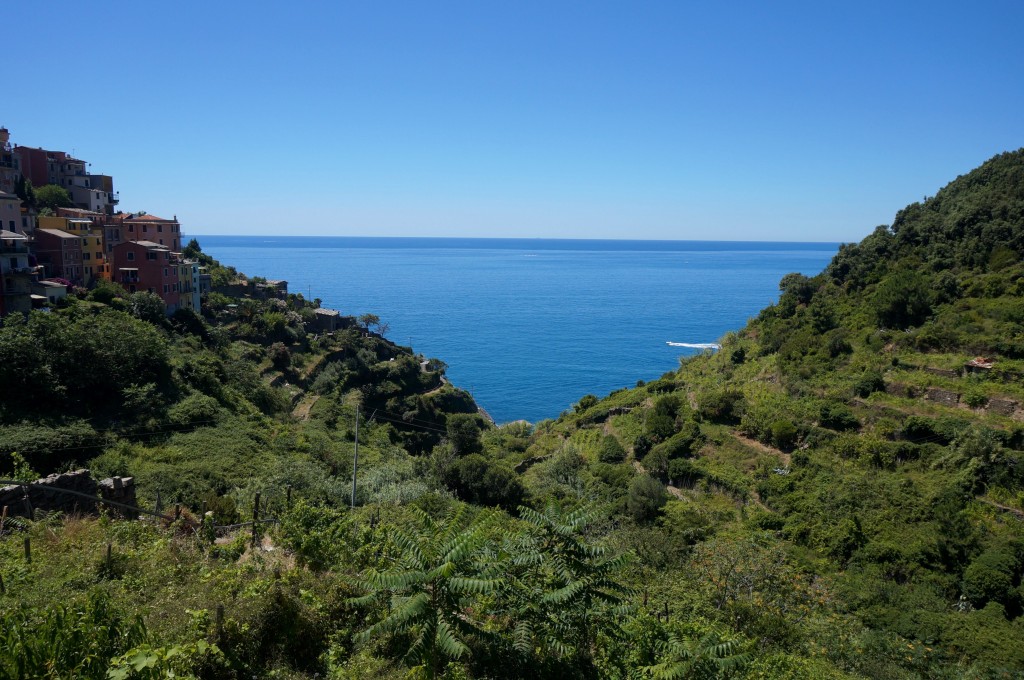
<box><xmin>4</xmin><ymin>1</ymin><xmax>1022</xmax><ymax>241</ymax></box>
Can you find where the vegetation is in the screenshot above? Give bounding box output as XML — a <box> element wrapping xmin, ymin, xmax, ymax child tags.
<box><xmin>1</xmin><ymin>149</ymin><xmax>1024</xmax><ymax>677</ymax></box>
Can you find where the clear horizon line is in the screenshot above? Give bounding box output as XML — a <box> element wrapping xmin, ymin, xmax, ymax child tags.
<box><xmin>185</xmin><ymin>233</ymin><xmax>846</xmax><ymax>245</ymax></box>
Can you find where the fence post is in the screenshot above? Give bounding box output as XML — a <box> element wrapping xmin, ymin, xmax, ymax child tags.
<box><xmin>251</xmin><ymin>493</ymin><xmax>260</xmax><ymax>547</ymax></box>
<box><xmin>0</xmin><ymin>572</ymin><xmax>5</xmax><ymax>595</ymax></box>
<box><xmin>106</xmin><ymin>543</ymin><xmax>113</xmax><ymax>571</ymax></box>
<box><xmin>215</xmin><ymin>604</ymin><xmax>224</xmax><ymax>641</ymax></box>
<box><xmin>22</xmin><ymin>486</ymin><xmax>32</xmax><ymax>519</ymax></box>
<box><xmin>175</xmin><ymin>504</ymin><xmax>181</xmax><ymax>522</ymax></box>
<box><xmin>155</xmin><ymin>490</ymin><xmax>162</xmax><ymax>516</ymax></box>
<box><xmin>24</xmin><ymin>536</ymin><xmax>31</xmax><ymax>564</ymax></box>
<box><xmin>0</xmin><ymin>505</ymin><xmax>6</xmax><ymax>534</ymax></box>
<box><xmin>286</xmin><ymin>484</ymin><xmax>292</xmax><ymax>510</ymax></box>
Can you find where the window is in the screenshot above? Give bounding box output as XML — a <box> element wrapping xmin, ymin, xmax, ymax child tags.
<box><xmin>7</xmin><ymin>220</ymin><xmax>13</xmax><ymax>230</ymax></box>
<box><xmin>128</xmin><ymin>225</ymin><xmax>134</xmax><ymax>232</ymax></box>
<box><xmin>127</xmin><ymin>251</ymin><xmax>135</xmax><ymax>261</ymax></box>
<box><xmin>147</xmin><ymin>252</ymin><xmax>156</xmax><ymax>261</ymax></box>
<box><xmin>83</xmin><ymin>252</ymin><xmax>90</xmax><ymax>260</ymax></box>
<box><xmin>164</xmin><ymin>268</ymin><xmax>168</xmax><ymax>276</ymax></box>
<box><xmin>157</xmin><ymin>225</ymin><xmax>162</xmax><ymax>232</ymax></box>
<box><xmin>163</xmin><ymin>284</ymin><xmax>169</xmax><ymax>293</ymax></box>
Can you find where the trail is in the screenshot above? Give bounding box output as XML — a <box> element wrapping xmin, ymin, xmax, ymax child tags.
<box><xmin>977</xmin><ymin>497</ymin><xmax>1024</xmax><ymax>520</ymax></box>
<box><xmin>291</xmin><ymin>395</ymin><xmax>319</xmax><ymax>421</ymax></box>
<box><xmin>730</xmin><ymin>431</ymin><xmax>792</xmax><ymax>466</ymax></box>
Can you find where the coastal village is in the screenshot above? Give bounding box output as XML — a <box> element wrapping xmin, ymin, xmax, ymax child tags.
<box><xmin>0</xmin><ymin>127</ymin><xmax>299</xmax><ymax>319</ymax></box>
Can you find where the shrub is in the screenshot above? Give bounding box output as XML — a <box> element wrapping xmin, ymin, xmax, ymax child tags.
<box><xmin>627</xmin><ymin>475</ymin><xmax>668</xmax><ymax>523</ymax></box>
<box><xmin>167</xmin><ymin>393</ymin><xmax>223</xmax><ymax>428</ymax></box>
<box><xmin>698</xmin><ymin>388</ymin><xmax>744</xmax><ymax>423</ymax></box>
<box><xmin>446</xmin><ymin>454</ymin><xmax>525</xmax><ymax>511</ymax></box>
<box><xmin>645</xmin><ymin>413</ymin><xmax>676</xmax><ymax>442</ymax></box>
<box><xmin>770</xmin><ymin>420</ymin><xmax>798</xmax><ymax>450</ymax></box>
<box><xmin>853</xmin><ymin>370</ymin><xmax>885</xmax><ymax>397</ymax></box>
<box><xmin>962</xmin><ymin>549</ymin><xmax>1020</xmax><ymax>608</ymax></box>
<box><xmin>818</xmin><ymin>403</ymin><xmax>860</xmax><ymax>431</ymax></box>
<box><xmin>598</xmin><ymin>435</ymin><xmax>627</xmax><ymax>463</ymax></box>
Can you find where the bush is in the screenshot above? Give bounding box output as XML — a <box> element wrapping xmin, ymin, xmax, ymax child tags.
<box><xmin>819</xmin><ymin>403</ymin><xmax>860</xmax><ymax>431</ymax></box>
<box><xmin>627</xmin><ymin>475</ymin><xmax>668</xmax><ymax>523</ymax></box>
<box><xmin>598</xmin><ymin>435</ymin><xmax>627</xmax><ymax>463</ymax></box>
<box><xmin>853</xmin><ymin>370</ymin><xmax>885</xmax><ymax>397</ymax></box>
<box><xmin>645</xmin><ymin>413</ymin><xmax>676</xmax><ymax>442</ymax></box>
<box><xmin>698</xmin><ymin>388</ymin><xmax>744</xmax><ymax>423</ymax></box>
<box><xmin>167</xmin><ymin>393</ymin><xmax>223</xmax><ymax>428</ymax></box>
<box><xmin>447</xmin><ymin>454</ymin><xmax>526</xmax><ymax>511</ymax></box>
<box><xmin>962</xmin><ymin>549</ymin><xmax>1021</xmax><ymax>608</ymax></box>
<box><xmin>770</xmin><ymin>420</ymin><xmax>798</xmax><ymax>450</ymax></box>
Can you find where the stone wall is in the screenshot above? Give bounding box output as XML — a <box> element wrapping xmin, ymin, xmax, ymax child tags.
<box><xmin>0</xmin><ymin>469</ymin><xmax>136</xmax><ymax>518</ymax></box>
<box><xmin>925</xmin><ymin>387</ymin><xmax>960</xmax><ymax>407</ymax></box>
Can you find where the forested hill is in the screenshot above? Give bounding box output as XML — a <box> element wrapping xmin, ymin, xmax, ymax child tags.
<box><xmin>526</xmin><ymin>148</ymin><xmax>1024</xmax><ymax>676</ymax></box>
<box><xmin>1</xmin><ymin>151</ymin><xmax>1023</xmax><ymax>679</ymax></box>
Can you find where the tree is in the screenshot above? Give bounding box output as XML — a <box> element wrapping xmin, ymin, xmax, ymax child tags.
<box><xmin>34</xmin><ymin>184</ymin><xmax>74</xmax><ymax>210</ymax></box>
<box><xmin>183</xmin><ymin>238</ymin><xmax>202</xmax><ymax>259</ymax></box>
<box><xmin>446</xmin><ymin>454</ymin><xmax>525</xmax><ymax>511</ymax></box>
<box><xmin>350</xmin><ymin>507</ymin><xmax>500</xmax><ymax>678</ymax></box>
<box><xmin>87</xmin><ymin>279</ymin><xmax>128</xmax><ymax>306</ymax></box>
<box><xmin>14</xmin><ymin>175</ymin><xmax>35</xmax><ymax>209</ymax></box>
<box><xmin>128</xmin><ymin>292</ymin><xmax>167</xmax><ymax>325</ymax></box>
<box><xmin>644</xmin><ymin>629</ymin><xmax>749</xmax><ymax>679</ymax></box>
<box><xmin>598</xmin><ymin>435</ymin><xmax>626</xmax><ymax>463</ymax></box>
<box><xmin>628</xmin><ymin>475</ymin><xmax>668</xmax><ymax>522</ymax></box>
<box><xmin>506</xmin><ymin>503</ymin><xmax>632</xmax><ymax>670</ymax></box>
<box><xmin>446</xmin><ymin>413</ymin><xmax>483</xmax><ymax>456</ymax></box>
<box><xmin>871</xmin><ymin>269</ymin><xmax>932</xmax><ymax>328</ymax></box>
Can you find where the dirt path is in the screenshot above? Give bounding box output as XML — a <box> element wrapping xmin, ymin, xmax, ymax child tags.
<box><xmin>291</xmin><ymin>395</ymin><xmax>319</xmax><ymax>421</ymax></box>
<box><xmin>730</xmin><ymin>431</ymin><xmax>792</xmax><ymax>466</ymax></box>
<box><xmin>978</xmin><ymin>497</ymin><xmax>1024</xmax><ymax>520</ymax></box>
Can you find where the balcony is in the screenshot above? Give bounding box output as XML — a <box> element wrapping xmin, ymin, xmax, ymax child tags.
<box><xmin>108</xmin><ymin>192</ymin><xmax>119</xmax><ymax>204</ymax></box>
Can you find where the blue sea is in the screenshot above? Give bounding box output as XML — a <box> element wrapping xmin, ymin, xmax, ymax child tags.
<box><xmin>195</xmin><ymin>237</ymin><xmax>839</xmax><ymax>424</ymax></box>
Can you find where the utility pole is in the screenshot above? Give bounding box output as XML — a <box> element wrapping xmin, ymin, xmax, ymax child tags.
<box><xmin>351</xmin><ymin>404</ymin><xmax>359</xmax><ymax>508</ymax></box>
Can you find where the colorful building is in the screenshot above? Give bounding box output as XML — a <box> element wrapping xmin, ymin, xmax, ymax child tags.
<box><xmin>37</xmin><ymin>216</ymin><xmax>110</xmax><ymax>285</ymax></box>
<box><xmin>116</xmin><ymin>213</ymin><xmax>182</xmax><ymax>252</ymax></box>
<box><xmin>112</xmin><ymin>240</ymin><xmax>180</xmax><ymax>312</ymax></box>
<box><xmin>34</xmin><ymin>228</ymin><xmax>84</xmax><ymax>284</ymax></box>
<box><xmin>175</xmin><ymin>257</ymin><xmax>201</xmax><ymax>313</ymax></box>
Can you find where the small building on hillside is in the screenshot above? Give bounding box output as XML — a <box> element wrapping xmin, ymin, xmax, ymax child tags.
<box><xmin>310</xmin><ymin>307</ymin><xmax>341</xmax><ymax>332</ymax></box>
<box><xmin>112</xmin><ymin>240</ymin><xmax>180</xmax><ymax>313</ymax></box>
<box><xmin>34</xmin><ymin>228</ymin><xmax>84</xmax><ymax>284</ymax></box>
<box><xmin>31</xmin><ymin>279</ymin><xmax>68</xmax><ymax>305</ymax></box>
<box><xmin>0</xmin><ymin>229</ymin><xmax>36</xmax><ymax>314</ymax></box>
<box><xmin>0</xmin><ymin>190</ymin><xmax>21</xmax><ymax>233</ymax></box>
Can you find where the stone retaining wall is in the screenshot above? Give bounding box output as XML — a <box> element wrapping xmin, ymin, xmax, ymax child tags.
<box><xmin>1</xmin><ymin>469</ymin><xmax>136</xmax><ymax>518</ymax></box>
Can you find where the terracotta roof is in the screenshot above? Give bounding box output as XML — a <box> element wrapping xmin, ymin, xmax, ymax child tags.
<box><xmin>124</xmin><ymin>213</ymin><xmax>174</xmax><ymax>222</ymax></box>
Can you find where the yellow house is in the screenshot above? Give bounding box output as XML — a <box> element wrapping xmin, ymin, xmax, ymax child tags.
<box><xmin>37</xmin><ymin>216</ymin><xmax>110</xmax><ymax>285</ymax></box>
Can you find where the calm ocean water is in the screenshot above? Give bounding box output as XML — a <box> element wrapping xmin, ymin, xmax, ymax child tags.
<box><xmin>196</xmin><ymin>237</ymin><xmax>839</xmax><ymax>424</ymax></box>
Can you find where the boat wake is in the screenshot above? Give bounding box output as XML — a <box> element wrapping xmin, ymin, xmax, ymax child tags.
<box><xmin>666</xmin><ymin>342</ymin><xmax>721</xmax><ymax>350</ymax></box>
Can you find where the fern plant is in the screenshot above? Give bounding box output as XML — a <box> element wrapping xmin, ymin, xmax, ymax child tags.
<box><xmin>350</xmin><ymin>506</ymin><xmax>501</xmax><ymax>679</ymax></box>
<box><xmin>643</xmin><ymin>630</ymin><xmax>749</xmax><ymax>679</ymax></box>
<box><xmin>505</xmin><ymin>502</ymin><xmax>633</xmax><ymax>669</ymax></box>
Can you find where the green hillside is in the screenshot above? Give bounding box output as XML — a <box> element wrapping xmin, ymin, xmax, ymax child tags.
<box><xmin>1</xmin><ymin>151</ymin><xmax>1023</xmax><ymax>679</ymax></box>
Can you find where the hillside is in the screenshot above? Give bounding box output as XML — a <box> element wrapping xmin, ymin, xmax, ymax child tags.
<box><xmin>1</xmin><ymin>151</ymin><xmax>1024</xmax><ymax>679</ymax></box>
